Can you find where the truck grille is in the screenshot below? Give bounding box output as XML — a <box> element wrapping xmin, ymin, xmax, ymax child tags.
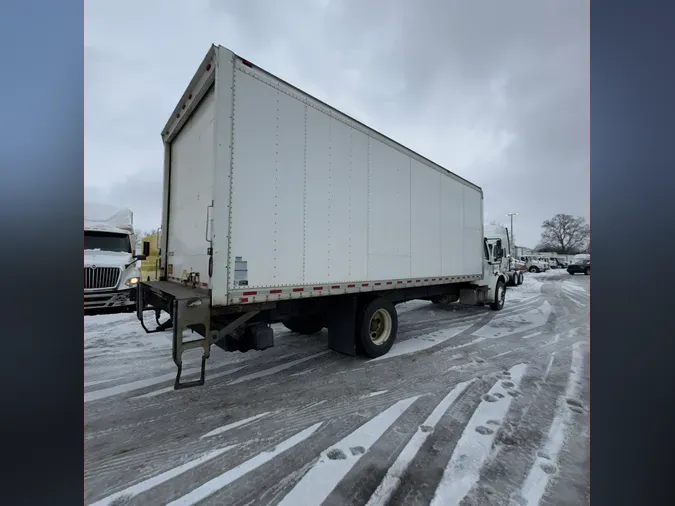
<box><xmin>84</xmin><ymin>267</ymin><xmax>121</xmax><ymax>290</ymax></box>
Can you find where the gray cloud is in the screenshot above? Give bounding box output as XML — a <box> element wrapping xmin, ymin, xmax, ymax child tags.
<box><xmin>86</xmin><ymin>0</ymin><xmax>588</xmax><ymax>246</ymax></box>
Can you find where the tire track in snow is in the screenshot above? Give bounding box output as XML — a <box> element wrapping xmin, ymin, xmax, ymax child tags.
<box><xmin>200</xmin><ymin>412</ymin><xmax>272</xmax><ymax>440</ymax></box>
<box><xmin>85</xmin><ymin>350</ymin><xmax>304</xmax><ymax>403</ymax></box>
<box><xmin>166</xmin><ymin>423</ymin><xmax>323</xmax><ymax>506</ymax></box>
<box><xmin>277</xmin><ymin>396</ymin><xmax>421</xmax><ymax>506</ymax></box>
<box><xmin>430</xmin><ymin>363</ymin><xmax>528</xmax><ymax>505</ymax></box>
<box><xmin>365</xmin><ymin>380</ymin><xmax>475</xmax><ymax>506</ymax></box>
<box><xmin>514</xmin><ymin>342</ymin><xmax>586</xmax><ymax>506</ymax></box>
<box><xmin>227</xmin><ymin>351</ymin><xmax>330</xmax><ymax>385</ymax></box>
<box><xmin>87</xmin><ymin>445</ymin><xmax>237</xmax><ymax>506</ymax></box>
<box><xmin>562</xmin><ymin>288</ymin><xmax>587</xmax><ymax>306</ymax></box>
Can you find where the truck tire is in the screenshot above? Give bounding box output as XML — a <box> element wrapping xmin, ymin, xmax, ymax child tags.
<box><xmin>490</xmin><ymin>280</ymin><xmax>506</xmax><ymax>311</ymax></box>
<box><xmin>584</xmin><ymin>267</ymin><xmax>590</xmax><ymax>276</ymax></box>
<box><xmin>529</xmin><ymin>266</ymin><xmax>540</xmax><ymax>273</ymax></box>
<box><xmin>517</xmin><ymin>272</ymin><xmax>523</xmax><ymax>285</ymax></box>
<box><xmin>282</xmin><ymin>315</ymin><xmax>324</xmax><ymax>335</ymax></box>
<box><xmin>359</xmin><ymin>298</ymin><xmax>398</xmax><ymax>358</ymax></box>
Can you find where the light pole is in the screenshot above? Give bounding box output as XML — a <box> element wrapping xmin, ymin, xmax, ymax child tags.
<box><xmin>506</xmin><ymin>212</ymin><xmax>519</xmax><ymax>256</ymax></box>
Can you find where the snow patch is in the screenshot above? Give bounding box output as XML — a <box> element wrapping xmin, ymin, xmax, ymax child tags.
<box><xmin>201</xmin><ymin>412</ymin><xmax>271</xmax><ymax>439</ymax></box>
<box><xmin>517</xmin><ymin>342</ymin><xmax>585</xmax><ymax>506</ymax></box>
<box><xmin>278</xmin><ymin>396</ymin><xmax>420</xmax><ymax>506</ymax></box>
<box><xmin>359</xmin><ymin>390</ymin><xmax>388</xmax><ymax>399</ymax></box>
<box><xmin>133</xmin><ymin>366</ymin><xmax>248</xmax><ymax>400</ymax></box>
<box><xmin>430</xmin><ymin>363</ymin><xmax>527</xmax><ymax>505</ymax></box>
<box><xmin>228</xmin><ymin>351</ymin><xmax>329</xmax><ymax>385</ymax></box>
<box><xmin>371</xmin><ymin>323</ymin><xmax>475</xmax><ymax>362</ymax></box>
<box><xmin>167</xmin><ymin>423</ymin><xmax>323</xmax><ymax>506</ymax></box>
<box><xmin>88</xmin><ymin>445</ymin><xmax>236</xmax><ymax>506</ymax></box>
<box><xmin>396</xmin><ymin>300</ymin><xmax>433</xmax><ymax>314</ymax></box>
<box><xmin>473</xmin><ymin>301</ymin><xmax>552</xmax><ymax>339</ymax></box>
<box><xmin>562</xmin><ymin>281</ymin><xmax>588</xmax><ymax>294</ymax></box>
<box><xmin>366</xmin><ymin>380</ymin><xmax>474</xmax><ymax>506</ymax></box>
<box><xmin>521</xmin><ymin>331</ymin><xmax>544</xmax><ymax>340</ymax></box>
<box><xmin>86</xmin><ymin>367</ymin><xmax>203</xmax><ymax>403</ymax></box>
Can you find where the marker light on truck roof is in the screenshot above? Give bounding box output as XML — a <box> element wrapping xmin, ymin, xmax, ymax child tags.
<box><xmin>241</xmin><ymin>59</ymin><xmax>253</xmax><ymax>68</ymax></box>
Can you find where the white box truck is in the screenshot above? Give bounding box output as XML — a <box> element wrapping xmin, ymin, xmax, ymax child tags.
<box><xmin>136</xmin><ymin>45</ymin><xmax>510</xmax><ymax>388</ymax></box>
<box><xmin>85</xmin><ymin>203</ymin><xmax>146</xmax><ymax>314</ymax></box>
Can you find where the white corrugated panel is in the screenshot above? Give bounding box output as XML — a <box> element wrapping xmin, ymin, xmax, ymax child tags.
<box><xmin>462</xmin><ymin>185</ymin><xmax>484</xmax><ymax>274</ymax></box>
<box><xmin>440</xmin><ymin>176</ymin><xmax>465</xmax><ymax>276</ymax></box>
<box><xmin>303</xmin><ymin>105</ymin><xmax>332</xmax><ymax>284</ymax></box>
<box><xmin>166</xmin><ymin>87</ymin><xmax>216</xmax><ymax>285</ymax></box>
<box><xmin>411</xmin><ymin>159</ymin><xmax>442</xmax><ymax>277</ymax></box>
<box><xmin>367</xmin><ymin>137</ymin><xmax>411</xmax><ymax>280</ymax></box>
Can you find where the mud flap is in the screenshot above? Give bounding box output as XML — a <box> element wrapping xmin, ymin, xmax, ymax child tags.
<box><xmin>325</xmin><ymin>296</ymin><xmax>359</xmax><ymax>356</ymax></box>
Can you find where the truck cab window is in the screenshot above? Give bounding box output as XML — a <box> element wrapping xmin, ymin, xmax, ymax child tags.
<box><xmin>85</xmin><ymin>231</ymin><xmax>131</xmax><ymax>253</ymax></box>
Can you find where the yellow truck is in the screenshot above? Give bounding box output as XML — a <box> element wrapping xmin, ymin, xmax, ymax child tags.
<box><xmin>139</xmin><ymin>231</ymin><xmax>161</xmax><ymax>281</ymax></box>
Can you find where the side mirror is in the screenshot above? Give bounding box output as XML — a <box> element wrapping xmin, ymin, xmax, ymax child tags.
<box><xmin>134</xmin><ymin>254</ymin><xmax>147</xmax><ymax>261</ymax></box>
<box><xmin>142</xmin><ymin>241</ymin><xmax>151</xmax><ymax>257</ymax></box>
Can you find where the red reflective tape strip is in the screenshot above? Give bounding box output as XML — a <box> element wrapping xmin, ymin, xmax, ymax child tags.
<box><xmin>424</xmin><ymin>279</ymin><xmax>428</xmax><ymax>282</ymax></box>
<box><xmin>347</xmin><ymin>284</ymin><xmax>355</xmax><ymax>288</ymax></box>
<box><xmin>407</xmin><ymin>280</ymin><xmax>412</xmax><ymax>283</ymax></box>
<box><xmin>362</xmin><ymin>283</ymin><xmax>369</xmax><ymax>287</ymax></box>
<box><xmin>331</xmin><ymin>285</ymin><xmax>340</xmax><ymax>289</ymax></box>
<box><xmin>270</xmin><ymin>289</ymin><xmax>282</xmax><ymax>294</ymax></box>
<box><xmin>374</xmin><ymin>282</ymin><xmax>381</xmax><ymax>286</ymax></box>
<box><xmin>313</xmin><ymin>286</ymin><xmax>323</xmax><ymax>291</ymax></box>
<box><xmin>386</xmin><ymin>281</ymin><xmax>393</xmax><ymax>285</ymax></box>
<box><xmin>243</xmin><ymin>291</ymin><xmax>257</xmax><ymax>296</ymax></box>
<box><xmin>397</xmin><ymin>281</ymin><xmax>403</xmax><ymax>284</ymax></box>
<box><xmin>202</xmin><ymin>283</ymin><xmax>208</xmax><ymax>287</ymax></box>
<box><xmin>292</xmin><ymin>287</ymin><xmax>304</xmax><ymax>292</ymax></box>
<box><xmin>240</xmin><ymin>297</ymin><xmax>249</xmax><ymax>303</ymax></box>
<box><xmin>416</xmin><ymin>280</ymin><xmax>420</xmax><ymax>282</ymax></box>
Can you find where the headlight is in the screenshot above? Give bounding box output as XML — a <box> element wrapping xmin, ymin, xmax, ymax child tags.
<box><xmin>125</xmin><ymin>277</ymin><xmax>140</xmax><ymax>287</ymax></box>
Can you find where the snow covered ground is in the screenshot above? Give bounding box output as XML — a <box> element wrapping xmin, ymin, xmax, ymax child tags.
<box><xmin>85</xmin><ymin>270</ymin><xmax>589</xmax><ymax>506</ymax></box>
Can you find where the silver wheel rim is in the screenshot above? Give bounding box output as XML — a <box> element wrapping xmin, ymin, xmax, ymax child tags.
<box><xmin>369</xmin><ymin>309</ymin><xmax>392</xmax><ymax>345</ymax></box>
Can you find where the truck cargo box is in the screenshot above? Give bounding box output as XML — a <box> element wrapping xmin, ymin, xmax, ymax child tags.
<box><xmin>159</xmin><ymin>45</ymin><xmax>484</xmax><ymax>308</ymax></box>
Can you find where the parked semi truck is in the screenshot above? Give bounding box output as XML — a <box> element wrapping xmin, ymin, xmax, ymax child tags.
<box><xmin>484</xmin><ymin>224</ymin><xmax>524</xmax><ymax>287</ymax></box>
<box><xmin>85</xmin><ymin>203</ymin><xmax>146</xmax><ymax>314</ymax></box>
<box><xmin>136</xmin><ymin>45</ymin><xmax>510</xmax><ymax>388</ymax></box>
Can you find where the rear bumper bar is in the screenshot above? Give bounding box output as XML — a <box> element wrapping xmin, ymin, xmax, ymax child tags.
<box><xmin>136</xmin><ymin>280</ymin><xmax>213</xmax><ymax>389</ymax></box>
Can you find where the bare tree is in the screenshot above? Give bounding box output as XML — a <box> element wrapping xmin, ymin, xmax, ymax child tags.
<box><xmin>536</xmin><ymin>214</ymin><xmax>589</xmax><ymax>254</ymax></box>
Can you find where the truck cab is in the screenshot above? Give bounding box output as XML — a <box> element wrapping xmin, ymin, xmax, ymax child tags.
<box><xmin>84</xmin><ymin>204</ymin><xmax>146</xmax><ymax>314</ymax></box>
<box><xmin>484</xmin><ymin>225</ymin><xmax>524</xmax><ymax>287</ymax></box>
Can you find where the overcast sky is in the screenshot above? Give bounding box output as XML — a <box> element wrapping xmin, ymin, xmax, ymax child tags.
<box><xmin>85</xmin><ymin>0</ymin><xmax>588</xmax><ymax>248</ymax></box>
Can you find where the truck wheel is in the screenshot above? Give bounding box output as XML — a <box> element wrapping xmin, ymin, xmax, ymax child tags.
<box><xmin>282</xmin><ymin>315</ymin><xmax>324</xmax><ymax>335</ymax></box>
<box><xmin>517</xmin><ymin>273</ymin><xmax>524</xmax><ymax>285</ymax></box>
<box><xmin>584</xmin><ymin>268</ymin><xmax>590</xmax><ymax>276</ymax></box>
<box><xmin>529</xmin><ymin>266</ymin><xmax>540</xmax><ymax>273</ymax></box>
<box><xmin>490</xmin><ymin>280</ymin><xmax>506</xmax><ymax>311</ymax></box>
<box><xmin>359</xmin><ymin>298</ymin><xmax>398</xmax><ymax>358</ymax></box>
